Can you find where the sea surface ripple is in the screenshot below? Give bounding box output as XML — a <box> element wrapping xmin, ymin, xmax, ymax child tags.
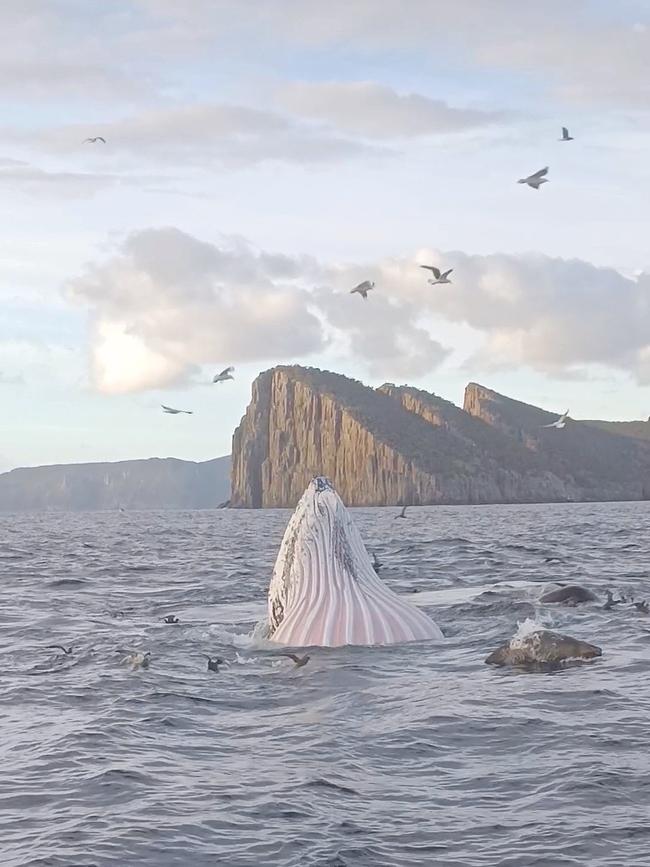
<box><xmin>2</xmin><ymin>501</ymin><xmax>650</xmax><ymax>867</ymax></box>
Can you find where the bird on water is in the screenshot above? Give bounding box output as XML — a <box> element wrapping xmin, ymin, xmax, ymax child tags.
<box><xmin>281</xmin><ymin>653</ymin><xmax>310</xmax><ymax>668</ymax></box>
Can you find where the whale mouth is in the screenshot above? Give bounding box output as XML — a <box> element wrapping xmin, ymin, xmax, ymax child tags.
<box><xmin>266</xmin><ymin>477</ymin><xmax>443</xmax><ymax>647</ymax></box>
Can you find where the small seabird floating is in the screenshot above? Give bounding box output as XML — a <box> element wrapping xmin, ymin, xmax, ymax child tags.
<box><xmin>559</xmin><ymin>126</ymin><xmax>574</xmax><ymax>142</ymax></box>
<box><xmin>281</xmin><ymin>653</ymin><xmax>310</xmax><ymax>668</ymax></box>
<box><xmin>207</xmin><ymin>656</ymin><xmax>224</xmax><ymax>672</ymax></box>
<box><xmin>162</xmin><ymin>615</ymin><xmax>180</xmax><ymax>624</ymax></box>
<box><xmin>542</xmin><ymin>409</ymin><xmax>569</xmax><ymax>429</ymax></box>
<box><xmin>47</xmin><ymin>644</ymin><xmax>72</xmax><ymax>656</ymax></box>
<box><xmin>161</xmin><ymin>405</ymin><xmax>192</xmax><ymax>415</ymax></box>
<box><xmin>518</xmin><ymin>166</ymin><xmax>549</xmax><ymax>189</ymax></box>
<box><xmin>420</xmin><ymin>265</ymin><xmax>453</xmax><ymax>285</ymax></box>
<box><xmin>350</xmin><ymin>280</ymin><xmax>374</xmax><ymax>299</ymax></box>
<box><xmin>213</xmin><ymin>366</ymin><xmax>234</xmax><ymax>383</ymax></box>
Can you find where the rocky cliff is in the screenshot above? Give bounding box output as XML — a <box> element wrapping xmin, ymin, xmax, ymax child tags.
<box><xmin>0</xmin><ymin>456</ymin><xmax>231</xmax><ymax>512</ymax></box>
<box><xmin>463</xmin><ymin>383</ymin><xmax>650</xmax><ymax>501</ymax></box>
<box><xmin>231</xmin><ymin>367</ymin><xmax>650</xmax><ymax>507</ymax></box>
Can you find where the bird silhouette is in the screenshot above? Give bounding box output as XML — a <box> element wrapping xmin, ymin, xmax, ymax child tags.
<box><xmin>518</xmin><ymin>166</ymin><xmax>549</xmax><ymax>189</ymax></box>
<box><xmin>281</xmin><ymin>652</ymin><xmax>310</xmax><ymax>668</ymax></box>
<box><xmin>213</xmin><ymin>366</ymin><xmax>234</xmax><ymax>383</ymax></box>
<box><xmin>207</xmin><ymin>656</ymin><xmax>225</xmax><ymax>672</ymax></box>
<box><xmin>420</xmin><ymin>265</ymin><xmax>453</xmax><ymax>285</ymax></box>
<box><xmin>350</xmin><ymin>280</ymin><xmax>374</xmax><ymax>299</ymax></box>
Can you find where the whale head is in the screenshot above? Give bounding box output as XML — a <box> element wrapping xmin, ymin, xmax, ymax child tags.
<box><xmin>266</xmin><ymin>476</ymin><xmax>443</xmax><ymax>647</ymax></box>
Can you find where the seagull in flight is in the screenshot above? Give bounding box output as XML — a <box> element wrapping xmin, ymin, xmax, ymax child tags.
<box><xmin>161</xmin><ymin>404</ymin><xmax>193</xmax><ymax>415</ymax></box>
<box><xmin>350</xmin><ymin>280</ymin><xmax>374</xmax><ymax>299</ymax></box>
<box><xmin>543</xmin><ymin>409</ymin><xmax>569</xmax><ymax>429</ymax></box>
<box><xmin>420</xmin><ymin>265</ymin><xmax>453</xmax><ymax>285</ymax></box>
<box><xmin>559</xmin><ymin>126</ymin><xmax>574</xmax><ymax>142</ymax></box>
<box><xmin>83</xmin><ymin>137</ymin><xmax>106</xmax><ymax>144</ymax></box>
<box><xmin>213</xmin><ymin>366</ymin><xmax>234</xmax><ymax>383</ymax></box>
<box><xmin>518</xmin><ymin>167</ymin><xmax>549</xmax><ymax>189</ymax></box>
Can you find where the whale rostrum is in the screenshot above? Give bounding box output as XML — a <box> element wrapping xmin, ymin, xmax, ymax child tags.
<box><xmin>266</xmin><ymin>477</ymin><xmax>443</xmax><ymax>647</ymax></box>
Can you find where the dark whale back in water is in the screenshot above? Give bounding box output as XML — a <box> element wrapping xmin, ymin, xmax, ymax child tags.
<box><xmin>486</xmin><ymin>629</ymin><xmax>602</xmax><ymax>666</ymax></box>
<box><xmin>539</xmin><ymin>585</ymin><xmax>598</xmax><ymax>605</ymax></box>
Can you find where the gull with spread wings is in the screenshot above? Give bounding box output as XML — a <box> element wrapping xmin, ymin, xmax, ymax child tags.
<box><xmin>350</xmin><ymin>280</ymin><xmax>374</xmax><ymax>299</ymax></box>
<box><xmin>213</xmin><ymin>366</ymin><xmax>234</xmax><ymax>383</ymax></box>
<box><xmin>161</xmin><ymin>405</ymin><xmax>193</xmax><ymax>415</ymax></box>
<box><xmin>420</xmin><ymin>265</ymin><xmax>453</xmax><ymax>285</ymax></box>
<box><xmin>518</xmin><ymin>166</ymin><xmax>549</xmax><ymax>189</ymax></box>
<box><xmin>542</xmin><ymin>410</ymin><xmax>569</xmax><ymax>429</ymax></box>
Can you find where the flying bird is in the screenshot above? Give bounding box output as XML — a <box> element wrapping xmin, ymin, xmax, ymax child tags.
<box><xmin>542</xmin><ymin>410</ymin><xmax>569</xmax><ymax>430</ymax></box>
<box><xmin>517</xmin><ymin>167</ymin><xmax>549</xmax><ymax>189</ymax></box>
<box><xmin>213</xmin><ymin>366</ymin><xmax>234</xmax><ymax>383</ymax></box>
<box><xmin>83</xmin><ymin>137</ymin><xmax>106</xmax><ymax>144</ymax></box>
<box><xmin>395</xmin><ymin>505</ymin><xmax>408</xmax><ymax>520</ymax></box>
<box><xmin>161</xmin><ymin>405</ymin><xmax>193</xmax><ymax>415</ymax></box>
<box><xmin>281</xmin><ymin>652</ymin><xmax>310</xmax><ymax>668</ymax></box>
<box><xmin>350</xmin><ymin>280</ymin><xmax>374</xmax><ymax>299</ymax></box>
<box><xmin>420</xmin><ymin>265</ymin><xmax>453</xmax><ymax>285</ymax></box>
<box><xmin>559</xmin><ymin>126</ymin><xmax>574</xmax><ymax>142</ymax></box>
<box><xmin>47</xmin><ymin>645</ymin><xmax>72</xmax><ymax>655</ymax></box>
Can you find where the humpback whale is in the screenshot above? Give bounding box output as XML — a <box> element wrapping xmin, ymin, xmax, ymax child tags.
<box><xmin>266</xmin><ymin>477</ymin><xmax>443</xmax><ymax>647</ymax></box>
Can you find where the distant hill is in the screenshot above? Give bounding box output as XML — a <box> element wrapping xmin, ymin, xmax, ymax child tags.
<box><xmin>0</xmin><ymin>456</ymin><xmax>231</xmax><ymax>512</ymax></box>
<box><xmin>583</xmin><ymin>418</ymin><xmax>650</xmax><ymax>441</ymax></box>
<box><xmin>230</xmin><ymin>366</ymin><xmax>650</xmax><ymax>507</ymax></box>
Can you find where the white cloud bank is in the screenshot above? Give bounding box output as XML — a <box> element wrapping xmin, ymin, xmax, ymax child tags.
<box><xmin>66</xmin><ymin>227</ymin><xmax>650</xmax><ymax>394</ymax></box>
<box><xmin>278</xmin><ymin>82</ymin><xmax>504</xmax><ymax>138</ymax></box>
<box><xmin>66</xmin><ymin>228</ymin><xmax>447</xmax><ymax>393</ymax></box>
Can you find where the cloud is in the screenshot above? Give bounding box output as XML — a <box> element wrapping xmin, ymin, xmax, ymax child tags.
<box><xmin>368</xmin><ymin>249</ymin><xmax>650</xmax><ymax>383</ymax></box>
<box><xmin>65</xmin><ymin>228</ymin><xmax>452</xmax><ymax>393</ymax></box>
<box><xmin>132</xmin><ymin>1</ymin><xmax>650</xmax><ymax>109</ymax></box>
<box><xmin>66</xmin><ymin>228</ymin><xmax>328</xmax><ymax>393</ymax></box>
<box><xmin>278</xmin><ymin>82</ymin><xmax>505</xmax><ymax>139</ymax></box>
<box><xmin>10</xmin><ymin>103</ymin><xmax>390</xmax><ymax>168</ymax></box>
<box><xmin>0</xmin><ymin>158</ymin><xmax>124</xmax><ymax>197</ymax></box>
<box><xmin>314</xmin><ymin>285</ymin><xmax>449</xmax><ymax>377</ymax></box>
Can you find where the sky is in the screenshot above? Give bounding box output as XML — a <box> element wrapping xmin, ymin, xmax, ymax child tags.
<box><xmin>2</xmin><ymin>0</ymin><xmax>650</xmax><ymax>471</ymax></box>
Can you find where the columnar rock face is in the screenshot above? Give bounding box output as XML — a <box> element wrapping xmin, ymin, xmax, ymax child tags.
<box><xmin>231</xmin><ymin>367</ymin><xmax>650</xmax><ymax>508</ymax></box>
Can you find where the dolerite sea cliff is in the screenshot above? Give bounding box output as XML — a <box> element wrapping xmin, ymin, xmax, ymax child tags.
<box><xmin>230</xmin><ymin>366</ymin><xmax>650</xmax><ymax>508</ymax></box>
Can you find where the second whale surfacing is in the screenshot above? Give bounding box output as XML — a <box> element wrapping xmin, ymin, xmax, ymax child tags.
<box><xmin>266</xmin><ymin>477</ymin><xmax>443</xmax><ymax>647</ymax></box>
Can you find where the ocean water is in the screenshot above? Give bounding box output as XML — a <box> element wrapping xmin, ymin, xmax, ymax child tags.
<box><xmin>1</xmin><ymin>501</ymin><xmax>650</xmax><ymax>867</ymax></box>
